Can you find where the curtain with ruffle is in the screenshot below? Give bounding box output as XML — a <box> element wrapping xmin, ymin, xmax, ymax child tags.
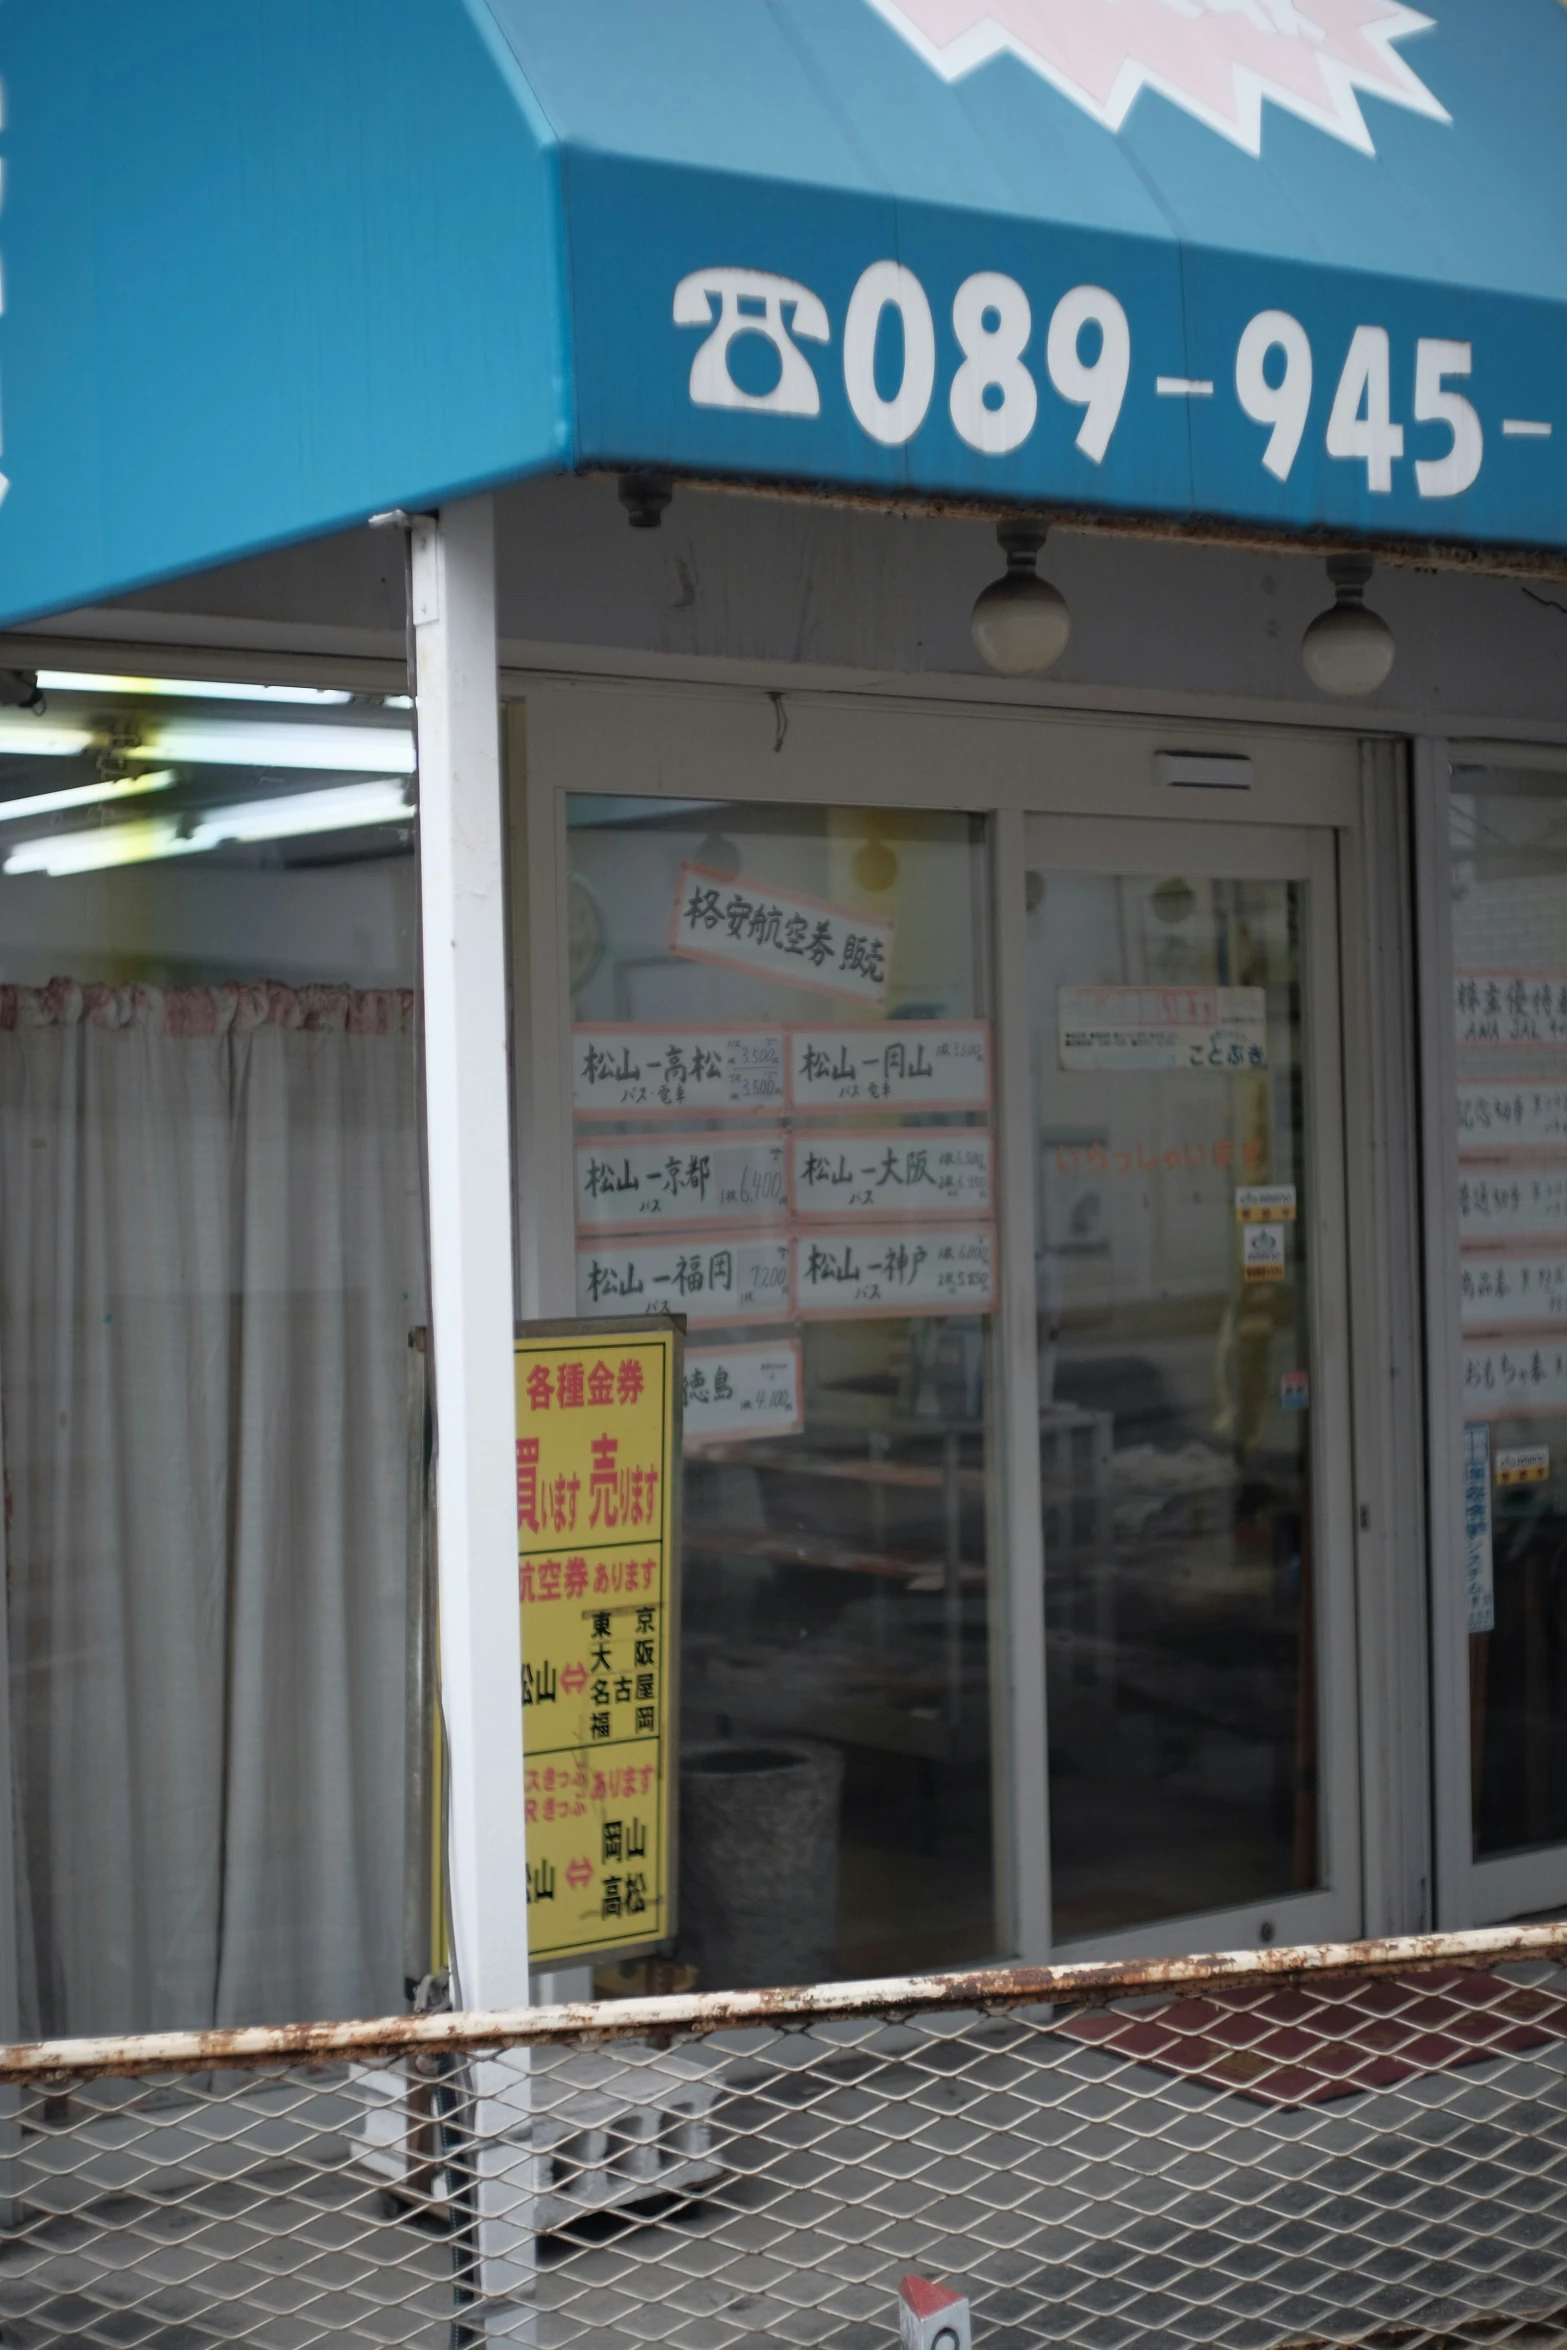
<box><xmin>0</xmin><ymin>981</ymin><xmax>425</xmax><ymax>2035</ymax></box>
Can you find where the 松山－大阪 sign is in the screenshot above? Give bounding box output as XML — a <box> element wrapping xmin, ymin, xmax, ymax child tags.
<box><xmin>514</xmin><ymin>1316</ymin><xmax>683</xmax><ymax>1965</ymax></box>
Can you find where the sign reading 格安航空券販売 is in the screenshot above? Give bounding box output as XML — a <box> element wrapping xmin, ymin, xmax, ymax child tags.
<box><xmin>515</xmin><ymin>1317</ymin><xmax>682</xmax><ymax>1966</ymax></box>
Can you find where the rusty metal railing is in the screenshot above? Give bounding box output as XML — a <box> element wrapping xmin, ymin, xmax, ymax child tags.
<box><xmin>3</xmin><ymin>1925</ymin><xmax>1567</xmax><ymax>2349</ymax></box>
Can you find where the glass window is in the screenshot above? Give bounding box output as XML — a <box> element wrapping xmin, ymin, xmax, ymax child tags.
<box><xmin>565</xmin><ymin>797</ymin><xmax>1001</xmax><ymax>1987</ymax></box>
<box><xmin>0</xmin><ymin>670</ymin><xmax>423</xmax><ymax>2034</ymax></box>
<box><xmin>1028</xmin><ymin>860</ymin><xmax>1319</xmax><ymax>1941</ymax></box>
<box><xmin>1450</xmin><ymin>768</ymin><xmax>1567</xmax><ymax>1857</ymax></box>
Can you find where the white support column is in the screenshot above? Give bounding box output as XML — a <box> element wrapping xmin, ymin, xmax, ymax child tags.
<box><xmin>412</xmin><ymin>497</ymin><xmax>530</xmax><ymax>2011</ymax></box>
<box><xmin>415</xmin><ymin>499</ymin><xmax>536</xmax><ymax>2335</ymax></box>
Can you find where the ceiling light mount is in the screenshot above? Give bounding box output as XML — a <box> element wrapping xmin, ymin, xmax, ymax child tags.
<box><xmin>971</xmin><ymin>522</ymin><xmax>1072</xmax><ymax>676</ymax></box>
<box><xmin>1301</xmin><ymin>553</ymin><xmax>1396</xmax><ymax>698</ymax></box>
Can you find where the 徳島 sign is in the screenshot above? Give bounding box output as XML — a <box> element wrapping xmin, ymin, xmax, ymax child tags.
<box><xmin>514</xmin><ymin>1316</ymin><xmax>682</xmax><ymax>1965</ymax></box>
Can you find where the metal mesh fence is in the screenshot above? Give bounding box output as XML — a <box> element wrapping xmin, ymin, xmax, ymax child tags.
<box><xmin>5</xmin><ymin>1928</ymin><xmax>1567</xmax><ymax>2350</ymax></box>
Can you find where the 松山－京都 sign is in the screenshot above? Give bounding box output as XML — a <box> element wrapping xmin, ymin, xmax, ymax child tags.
<box><xmin>514</xmin><ymin>1316</ymin><xmax>682</xmax><ymax>1964</ymax></box>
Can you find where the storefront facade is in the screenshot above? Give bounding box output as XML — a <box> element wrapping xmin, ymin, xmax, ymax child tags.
<box><xmin>3</xmin><ymin>0</ymin><xmax>1567</xmax><ymax>2038</ymax></box>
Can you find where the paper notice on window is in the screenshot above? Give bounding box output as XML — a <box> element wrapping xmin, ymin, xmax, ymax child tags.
<box><xmin>788</xmin><ymin>1022</ymin><xmax>991</xmax><ymax>1111</ymax></box>
<box><xmin>1458</xmin><ymin>1168</ymin><xmax>1567</xmax><ymax>1243</ymax></box>
<box><xmin>1242</xmin><ymin>1222</ymin><xmax>1287</xmax><ymax>1283</ymax></box>
<box><xmin>1058</xmin><ymin>986</ymin><xmax>1266</xmax><ymax>1072</ymax></box>
<box><xmin>575</xmin><ymin>1133</ymin><xmax>786</xmax><ymax>1231</ymax></box>
<box><xmin>1464</xmin><ymin>1424</ymin><xmax>1495</xmax><ymax>1633</ymax></box>
<box><xmin>792</xmin><ymin>1224</ymin><xmax>995</xmax><ymax>1318</ymax></box>
<box><xmin>577</xmin><ymin>1235</ymin><xmax>791</xmax><ymax>1327</ymax></box>
<box><xmin>572</xmin><ymin>1026</ymin><xmax>785</xmax><ymax>1118</ymax></box>
<box><xmin>1457</xmin><ymin>973</ymin><xmax>1567</xmax><ymax>1050</ymax></box>
<box><xmin>1458</xmin><ymin>1083</ymin><xmax>1567</xmax><ymax>1154</ymax></box>
<box><xmin>683</xmin><ymin>1342</ymin><xmax>802</xmax><ymax>1445</ymax></box>
<box><xmin>670</xmin><ymin>864</ymin><xmax>892</xmax><ymax>1007</ymax></box>
<box><xmin>1461</xmin><ymin>1254</ymin><xmax>1567</xmax><ymax>1328</ymax></box>
<box><xmin>1464</xmin><ymin>1341</ymin><xmax>1567</xmax><ymax>1419</ymax></box>
<box><xmin>1497</xmin><ymin>1444</ymin><xmax>1550</xmax><ymax>1488</ymax></box>
<box><xmin>790</xmin><ymin>1130</ymin><xmax>993</xmax><ymax>1219</ymax></box>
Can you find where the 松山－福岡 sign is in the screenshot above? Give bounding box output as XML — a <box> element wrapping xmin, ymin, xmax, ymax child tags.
<box><xmin>514</xmin><ymin>1316</ymin><xmax>683</xmax><ymax>1965</ymax></box>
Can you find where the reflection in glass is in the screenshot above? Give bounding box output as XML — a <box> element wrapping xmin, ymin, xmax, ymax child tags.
<box><xmin>1029</xmin><ymin>866</ymin><xmax>1319</xmax><ymax>1942</ymax></box>
<box><xmin>0</xmin><ymin>674</ymin><xmax>422</xmax><ymax>2034</ymax></box>
<box><xmin>1452</xmin><ymin>771</ymin><xmax>1567</xmax><ymax>1856</ymax></box>
<box><xmin>566</xmin><ymin>798</ymin><xmax>999</xmax><ymax>1986</ymax></box>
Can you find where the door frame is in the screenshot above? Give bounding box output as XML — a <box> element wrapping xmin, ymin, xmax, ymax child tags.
<box><xmin>510</xmin><ymin>676</ymin><xmax>1411</xmax><ymax>1961</ymax></box>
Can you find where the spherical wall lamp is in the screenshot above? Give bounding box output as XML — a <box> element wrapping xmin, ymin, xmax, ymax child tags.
<box><xmin>1301</xmin><ymin>554</ymin><xmax>1396</xmax><ymax>698</ymax></box>
<box><xmin>971</xmin><ymin>522</ymin><xmax>1072</xmax><ymax>676</ymax></box>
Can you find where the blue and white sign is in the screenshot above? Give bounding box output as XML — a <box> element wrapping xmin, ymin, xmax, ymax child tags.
<box><xmin>3</xmin><ymin>0</ymin><xmax>1566</xmax><ymax>627</ymax></box>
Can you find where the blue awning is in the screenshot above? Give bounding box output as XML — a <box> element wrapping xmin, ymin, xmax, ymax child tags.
<box><xmin>4</xmin><ymin>0</ymin><xmax>1566</xmax><ymax>625</ymax></box>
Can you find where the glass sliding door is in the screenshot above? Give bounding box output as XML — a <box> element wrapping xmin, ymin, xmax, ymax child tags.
<box><xmin>1024</xmin><ymin>814</ymin><xmax>1359</xmax><ymax>1956</ymax></box>
<box><xmin>1426</xmin><ymin>754</ymin><xmax>1567</xmax><ymax>1923</ymax></box>
<box><xmin>561</xmin><ymin>794</ymin><xmax>1003</xmax><ymax>1985</ymax></box>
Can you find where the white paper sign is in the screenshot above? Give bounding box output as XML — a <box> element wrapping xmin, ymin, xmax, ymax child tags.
<box><xmin>1461</xmin><ymin>1254</ymin><xmax>1567</xmax><ymax>1328</ymax></box>
<box><xmin>1465</xmin><ymin>1423</ymin><xmax>1495</xmax><ymax>1633</ymax></box>
<box><xmin>1458</xmin><ymin>1169</ymin><xmax>1567</xmax><ymax>1242</ymax></box>
<box><xmin>1497</xmin><ymin>1444</ymin><xmax>1550</xmax><ymax>1488</ymax></box>
<box><xmin>1236</xmin><ymin>1185</ymin><xmax>1297</xmax><ymax>1223</ymax></box>
<box><xmin>577</xmin><ymin>1236</ymin><xmax>791</xmax><ymax>1326</ymax></box>
<box><xmin>670</xmin><ymin>864</ymin><xmax>892</xmax><ymax>1006</ymax></box>
<box><xmin>1464</xmin><ymin>1341</ymin><xmax>1567</xmax><ymax>1418</ymax></box>
<box><xmin>788</xmin><ymin>1022</ymin><xmax>991</xmax><ymax>1111</ymax></box>
<box><xmin>790</xmin><ymin>1130</ymin><xmax>992</xmax><ymax>1219</ymax></box>
<box><xmin>1457</xmin><ymin>973</ymin><xmax>1567</xmax><ymax>1050</ymax></box>
<box><xmin>1243</xmin><ymin>1223</ymin><xmax>1287</xmax><ymax>1283</ymax></box>
<box><xmin>1457</xmin><ymin>1082</ymin><xmax>1567</xmax><ymax>1153</ymax></box>
<box><xmin>1058</xmin><ymin>985</ymin><xmax>1267</xmax><ymax>1072</ymax></box>
<box><xmin>572</xmin><ymin>1026</ymin><xmax>785</xmax><ymax>1117</ymax></box>
<box><xmin>683</xmin><ymin>1343</ymin><xmax>803</xmax><ymax>1444</ymax></box>
<box><xmin>575</xmin><ymin>1133</ymin><xmax>786</xmax><ymax>1230</ymax></box>
<box><xmin>792</xmin><ymin>1224</ymin><xmax>995</xmax><ymax>1317</ymax></box>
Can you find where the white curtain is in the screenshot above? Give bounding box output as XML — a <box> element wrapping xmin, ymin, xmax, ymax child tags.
<box><xmin>0</xmin><ymin>979</ymin><xmax>426</xmax><ymax>2037</ymax></box>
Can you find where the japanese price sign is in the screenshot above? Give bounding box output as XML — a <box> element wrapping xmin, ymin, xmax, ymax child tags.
<box><xmin>1457</xmin><ymin>1084</ymin><xmax>1567</xmax><ymax>1155</ymax></box>
<box><xmin>1464</xmin><ymin>1342</ymin><xmax>1567</xmax><ymax>1420</ymax></box>
<box><xmin>1461</xmin><ymin>1254</ymin><xmax>1567</xmax><ymax>1330</ymax></box>
<box><xmin>790</xmin><ymin>1130</ymin><xmax>992</xmax><ymax>1218</ymax></box>
<box><xmin>788</xmin><ymin>1022</ymin><xmax>990</xmax><ymax>1111</ymax></box>
<box><xmin>572</xmin><ymin>1025</ymin><xmax>785</xmax><ymax>1118</ymax></box>
<box><xmin>1458</xmin><ymin>1170</ymin><xmax>1567</xmax><ymax>1244</ymax></box>
<box><xmin>574</xmin><ymin>1133</ymin><xmax>787</xmax><ymax>1231</ymax></box>
<box><xmin>514</xmin><ymin>1316</ymin><xmax>682</xmax><ymax>1966</ymax></box>
<box><xmin>577</xmin><ymin>1235</ymin><xmax>791</xmax><ymax>1326</ymax></box>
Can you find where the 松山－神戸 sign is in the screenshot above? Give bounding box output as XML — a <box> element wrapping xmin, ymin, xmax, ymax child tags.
<box><xmin>514</xmin><ymin>1316</ymin><xmax>682</xmax><ymax>1965</ymax></box>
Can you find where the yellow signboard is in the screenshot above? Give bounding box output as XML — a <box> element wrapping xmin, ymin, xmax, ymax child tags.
<box><xmin>514</xmin><ymin>1315</ymin><xmax>682</xmax><ymax>1965</ymax></box>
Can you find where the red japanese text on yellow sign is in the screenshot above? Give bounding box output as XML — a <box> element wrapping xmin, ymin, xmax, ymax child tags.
<box><xmin>515</xmin><ymin>1326</ymin><xmax>677</xmax><ymax>1964</ymax></box>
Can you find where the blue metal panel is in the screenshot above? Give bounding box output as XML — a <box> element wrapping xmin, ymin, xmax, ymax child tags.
<box><xmin>0</xmin><ymin>0</ymin><xmax>568</xmax><ymax>627</ymax></box>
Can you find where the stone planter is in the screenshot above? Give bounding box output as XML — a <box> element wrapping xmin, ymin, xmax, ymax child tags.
<box><xmin>678</xmin><ymin>1739</ymin><xmax>845</xmax><ymax>1990</ymax></box>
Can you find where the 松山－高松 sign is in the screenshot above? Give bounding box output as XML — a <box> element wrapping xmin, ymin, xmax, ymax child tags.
<box><xmin>514</xmin><ymin>1316</ymin><xmax>682</xmax><ymax>1965</ymax></box>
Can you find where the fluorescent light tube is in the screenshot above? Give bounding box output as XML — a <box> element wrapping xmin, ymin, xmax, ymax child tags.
<box><xmin>4</xmin><ymin>778</ymin><xmax>413</xmax><ymax>876</ymax></box>
<box><xmin>131</xmin><ymin>719</ymin><xmax>415</xmax><ymax>773</ymax></box>
<box><xmin>37</xmin><ymin>672</ymin><xmax>355</xmax><ymax>705</ymax></box>
<box><xmin>190</xmin><ymin>779</ymin><xmax>413</xmax><ymax>847</ymax></box>
<box><xmin>0</xmin><ymin>711</ymin><xmax>95</xmax><ymax>756</ymax></box>
<box><xmin>5</xmin><ymin>820</ymin><xmax>196</xmax><ymax>876</ymax></box>
<box><xmin>0</xmin><ymin>770</ymin><xmax>176</xmax><ymax>823</ymax></box>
